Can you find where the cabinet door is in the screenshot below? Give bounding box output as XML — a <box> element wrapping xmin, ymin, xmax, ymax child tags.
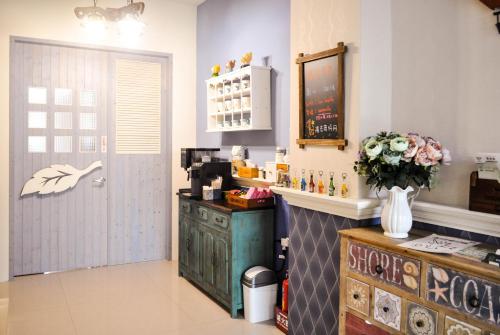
<box><xmin>202</xmin><ymin>229</ymin><xmax>215</xmax><ymax>287</ymax></box>
<box><xmin>188</xmin><ymin>222</ymin><xmax>202</xmax><ymax>279</ymax></box>
<box><xmin>214</xmin><ymin>236</ymin><xmax>230</xmax><ymax>298</ymax></box>
<box><xmin>179</xmin><ymin>214</ymin><xmax>190</xmax><ymax>270</ymax></box>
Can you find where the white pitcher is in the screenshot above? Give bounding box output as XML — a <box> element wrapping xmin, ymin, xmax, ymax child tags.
<box><xmin>381</xmin><ymin>186</ymin><xmax>418</xmax><ymax>238</ymax></box>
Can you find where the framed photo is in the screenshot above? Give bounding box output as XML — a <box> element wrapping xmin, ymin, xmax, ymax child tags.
<box><xmin>296</xmin><ymin>42</ymin><xmax>347</xmax><ymax>150</ymax></box>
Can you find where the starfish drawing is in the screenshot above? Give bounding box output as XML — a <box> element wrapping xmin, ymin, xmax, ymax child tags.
<box><xmin>429</xmin><ymin>280</ymin><xmax>448</xmax><ymax>303</ymax></box>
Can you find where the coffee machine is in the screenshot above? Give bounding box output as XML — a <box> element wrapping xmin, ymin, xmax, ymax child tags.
<box><xmin>181</xmin><ymin>148</ymin><xmax>232</xmax><ymax>198</ymax></box>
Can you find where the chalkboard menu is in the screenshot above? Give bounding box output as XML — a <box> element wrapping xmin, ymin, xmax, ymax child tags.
<box><xmin>296</xmin><ymin>42</ymin><xmax>347</xmax><ymax>150</ymax></box>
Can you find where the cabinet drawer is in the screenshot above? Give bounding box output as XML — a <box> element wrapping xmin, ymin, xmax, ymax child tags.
<box><xmin>426</xmin><ymin>264</ymin><xmax>500</xmax><ymax>327</ymax></box>
<box><xmin>180</xmin><ymin>201</ymin><xmax>192</xmax><ymax>215</ymax></box>
<box><xmin>346</xmin><ymin>277</ymin><xmax>370</xmax><ymax>316</ymax></box>
<box><xmin>444</xmin><ymin>316</ymin><xmax>481</xmax><ymax>335</ymax></box>
<box><xmin>209</xmin><ymin>213</ymin><xmax>230</xmax><ymax>231</ymax></box>
<box><xmin>347</xmin><ymin>241</ymin><xmax>421</xmax><ymax>294</ymax></box>
<box><xmin>406</xmin><ymin>302</ymin><xmax>438</xmax><ymax>335</ymax></box>
<box><xmin>346</xmin><ymin>312</ymin><xmax>390</xmax><ymax>335</ymax></box>
<box><xmin>195</xmin><ymin>206</ymin><xmax>209</xmax><ymax>220</ymax></box>
<box><xmin>373</xmin><ymin>287</ymin><xmax>402</xmax><ymax>331</ymax></box>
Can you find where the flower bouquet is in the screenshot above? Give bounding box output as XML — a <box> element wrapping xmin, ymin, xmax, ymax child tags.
<box><xmin>354</xmin><ymin>131</ymin><xmax>451</xmax><ymax>238</ymax></box>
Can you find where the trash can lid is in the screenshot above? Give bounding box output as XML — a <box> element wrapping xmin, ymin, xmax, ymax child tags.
<box><xmin>242</xmin><ymin>266</ymin><xmax>277</xmax><ymax>288</ymax></box>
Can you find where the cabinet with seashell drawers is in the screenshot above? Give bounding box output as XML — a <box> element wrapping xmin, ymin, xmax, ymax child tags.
<box><xmin>205</xmin><ymin>65</ymin><xmax>271</xmax><ymax>132</ymax></box>
<box><xmin>339</xmin><ymin>227</ymin><xmax>500</xmax><ymax>335</ymax></box>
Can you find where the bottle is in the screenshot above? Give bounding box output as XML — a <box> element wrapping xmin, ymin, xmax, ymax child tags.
<box><xmin>328</xmin><ymin>172</ymin><xmax>335</xmax><ymax>196</ymax></box>
<box><xmin>308</xmin><ymin>170</ymin><xmax>315</xmax><ymax>193</ymax></box>
<box><xmin>318</xmin><ymin>170</ymin><xmax>325</xmax><ymax>194</ymax></box>
<box><xmin>300</xmin><ymin>169</ymin><xmax>307</xmax><ymax>191</ymax></box>
<box><xmin>291</xmin><ymin>169</ymin><xmax>299</xmax><ymax>189</ymax></box>
<box><xmin>282</xmin><ymin>272</ymin><xmax>289</xmax><ymax>313</ymax></box>
<box><xmin>341</xmin><ymin>173</ymin><xmax>349</xmax><ymax>198</ymax></box>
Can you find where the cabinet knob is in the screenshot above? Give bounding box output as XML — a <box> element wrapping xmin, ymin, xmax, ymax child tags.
<box><xmin>375</xmin><ymin>265</ymin><xmax>383</xmax><ymax>274</ymax></box>
<box><xmin>353</xmin><ymin>293</ymin><xmax>359</xmax><ymax>300</ymax></box>
<box><xmin>382</xmin><ymin>306</ymin><xmax>389</xmax><ymax>313</ymax></box>
<box><xmin>468</xmin><ymin>296</ymin><xmax>480</xmax><ymax>308</ymax></box>
<box><xmin>416</xmin><ymin>320</ymin><xmax>424</xmax><ymax>328</ymax></box>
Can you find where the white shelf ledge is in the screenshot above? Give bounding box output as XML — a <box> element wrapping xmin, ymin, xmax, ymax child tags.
<box><xmin>270</xmin><ymin>186</ymin><xmax>383</xmax><ymax>220</ymax></box>
<box><xmin>271</xmin><ymin>186</ymin><xmax>500</xmax><ymax>237</ymax></box>
<box><xmin>412</xmin><ymin>201</ymin><xmax>500</xmax><ymax>238</ymax></box>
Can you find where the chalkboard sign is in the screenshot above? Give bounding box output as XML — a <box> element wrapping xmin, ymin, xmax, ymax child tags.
<box><xmin>296</xmin><ymin>42</ymin><xmax>347</xmax><ymax>150</ymax></box>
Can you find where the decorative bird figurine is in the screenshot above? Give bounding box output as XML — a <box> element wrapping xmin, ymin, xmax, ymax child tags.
<box><xmin>225</xmin><ymin>60</ymin><xmax>236</xmax><ymax>73</ymax></box>
<box><xmin>240</xmin><ymin>52</ymin><xmax>253</xmax><ymax>68</ymax></box>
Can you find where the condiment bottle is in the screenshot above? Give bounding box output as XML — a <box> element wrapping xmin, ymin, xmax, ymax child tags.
<box><xmin>300</xmin><ymin>169</ymin><xmax>307</xmax><ymax>191</ymax></box>
<box><xmin>341</xmin><ymin>173</ymin><xmax>349</xmax><ymax>198</ymax></box>
<box><xmin>328</xmin><ymin>172</ymin><xmax>335</xmax><ymax>196</ymax></box>
<box><xmin>318</xmin><ymin>170</ymin><xmax>325</xmax><ymax>194</ymax></box>
<box><xmin>308</xmin><ymin>170</ymin><xmax>315</xmax><ymax>193</ymax></box>
<box><xmin>291</xmin><ymin>169</ymin><xmax>299</xmax><ymax>189</ymax></box>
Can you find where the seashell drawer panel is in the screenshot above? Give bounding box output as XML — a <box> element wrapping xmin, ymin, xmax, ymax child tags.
<box><xmin>347</xmin><ymin>240</ymin><xmax>421</xmax><ymax>295</ymax></box>
<box><xmin>338</xmin><ymin>227</ymin><xmax>500</xmax><ymax>335</ymax></box>
<box><xmin>426</xmin><ymin>264</ymin><xmax>500</xmax><ymax>328</ymax></box>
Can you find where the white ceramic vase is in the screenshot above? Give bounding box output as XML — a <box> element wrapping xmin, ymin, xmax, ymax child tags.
<box><xmin>381</xmin><ymin>186</ymin><xmax>416</xmax><ymax>239</ymax></box>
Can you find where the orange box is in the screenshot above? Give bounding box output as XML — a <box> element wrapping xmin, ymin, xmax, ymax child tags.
<box><xmin>237</xmin><ymin>167</ymin><xmax>259</xmax><ymax>178</ymax></box>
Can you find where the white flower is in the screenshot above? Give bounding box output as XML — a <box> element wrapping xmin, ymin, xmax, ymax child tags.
<box><xmin>390</xmin><ymin>137</ymin><xmax>409</xmax><ymax>152</ymax></box>
<box><xmin>383</xmin><ymin>151</ymin><xmax>402</xmax><ymax>165</ymax></box>
<box><xmin>364</xmin><ymin>139</ymin><xmax>383</xmax><ymax>159</ymax></box>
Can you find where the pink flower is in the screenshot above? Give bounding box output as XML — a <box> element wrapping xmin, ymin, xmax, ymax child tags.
<box><xmin>408</xmin><ymin>133</ymin><xmax>426</xmax><ymax>147</ymax></box>
<box><xmin>424</xmin><ymin>136</ymin><xmax>442</xmax><ymax>151</ymax></box>
<box><xmin>402</xmin><ymin>137</ymin><xmax>419</xmax><ymax>162</ymax></box>
<box><xmin>415</xmin><ymin>146</ymin><xmax>437</xmax><ymax>166</ymax></box>
<box><xmin>425</xmin><ymin>144</ymin><xmax>443</xmax><ymax>163</ymax></box>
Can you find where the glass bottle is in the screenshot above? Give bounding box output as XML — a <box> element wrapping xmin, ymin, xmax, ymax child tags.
<box><xmin>328</xmin><ymin>172</ymin><xmax>335</xmax><ymax>196</ymax></box>
<box><xmin>300</xmin><ymin>169</ymin><xmax>307</xmax><ymax>191</ymax></box>
<box><xmin>308</xmin><ymin>170</ymin><xmax>315</xmax><ymax>193</ymax></box>
<box><xmin>291</xmin><ymin>169</ymin><xmax>299</xmax><ymax>190</ymax></box>
<box><xmin>341</xmin><ymin>172</ymin><xmax>349</xmax><ymax>198</ymax></box>
<box><xmin>318</xmin><ymin>170</ymin><xmax>325</xmax><ymax>194</ymax></box>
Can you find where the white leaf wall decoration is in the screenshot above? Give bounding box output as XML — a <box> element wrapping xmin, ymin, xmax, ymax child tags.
<box><xmin>21</xmin><ymin>161</ymin><xmax>103</xmax><ymax>196</ymax></box>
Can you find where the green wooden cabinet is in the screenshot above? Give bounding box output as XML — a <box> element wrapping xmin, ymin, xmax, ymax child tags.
<box><xmin>178</xmin><ymin>196</ymin><xmax>274</xmax><ymax>317</ymax></box>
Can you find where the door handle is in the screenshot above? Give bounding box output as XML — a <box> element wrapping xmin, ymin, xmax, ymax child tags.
<box><xmin>92</xmin><ymin>177</ymin><xmax>106</xmax><ymax>185</ymax></box>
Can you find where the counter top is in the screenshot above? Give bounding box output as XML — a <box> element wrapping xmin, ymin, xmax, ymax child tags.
<box><xmin>178</xmin><ymin>190</ymin><xmax>274</xmax><ymax>214</ymax></box>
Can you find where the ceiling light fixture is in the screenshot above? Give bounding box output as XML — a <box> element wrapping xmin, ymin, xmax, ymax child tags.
<box><xmin>74</xmin><ymin>0</ymin><xmax>145</xmax><ymax>36</ymax></box>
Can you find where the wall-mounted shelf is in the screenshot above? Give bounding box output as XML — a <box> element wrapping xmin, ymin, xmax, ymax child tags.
<box><xmin>206</xmin><ymin>65</ymin><xmax>271</xmax><ymax>132</ymax></box>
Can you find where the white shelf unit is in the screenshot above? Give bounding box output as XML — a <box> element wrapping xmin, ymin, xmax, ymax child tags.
<box><xmin>206</xmin><ymin>65</ymin><xmax>271</xmax><ymax>132</ymax></box>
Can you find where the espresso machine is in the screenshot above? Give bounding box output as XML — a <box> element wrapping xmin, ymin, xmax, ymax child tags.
<box><xmin>181</xmin><ymin>148</ymin><xmax>232</xmax><ymax>198</ymax></box>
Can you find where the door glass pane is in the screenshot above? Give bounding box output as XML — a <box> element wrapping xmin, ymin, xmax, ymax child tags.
<box><xmin>79</xmin><ymin>136</ymin><xmax>96</xmax><ymax>153</ymax></box>
<box><xmin>28</xmin><ymin>111</ymin><xmax>47</xmax><ymax>129</ymax></box>
<box><xmin>80</xmin><ymin>113</ymin><xmax>97</xmax><ymax>130</ymax></box>
<box><xmin>54</xmin><ymin>136</ymin><xmax>72</xmax><ymax>153</ymax></box>
<box><xmin>80</xmin><ymin>90</ymin><xmax>97</xmax><ymax>107</ymax></box>
<box><xmin>54</xmin><ymin>112</ymin><xmax>72</xmax><ymax>129</ymax></box>
<box><xmin>28</xmin><ymin>136</ymin><xmax>46</xmax><ymax>153</ymax></box>
<box><xmin>54</xmin><ymin>88</ymin><xmax>72</xmax><ymax>106</ymax></box>
<box><xmin>28</xmin><ymin>87</ymin><xmax>47</xmax><ymax>104</ymax></box>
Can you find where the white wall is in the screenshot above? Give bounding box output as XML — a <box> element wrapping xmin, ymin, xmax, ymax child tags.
<box><xmin>0</xmin><ymin>0</ymin><xmax>197</xmax><ymax>282</ymax></box>
<box><xmin>391</xmin><ymin>0</ymin><xmax>500</xmax><ymax>208</ymax></box>
<box><xmin>290</xmin><ymin>0</ymin><xmax>362</xmax><ymax>198</ymax></box>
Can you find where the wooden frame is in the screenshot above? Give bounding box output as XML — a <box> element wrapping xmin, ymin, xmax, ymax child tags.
<box><xmin>296</xmin><ymin>42</ymin><xmax>347</xmax><ymax>150</ymax></box>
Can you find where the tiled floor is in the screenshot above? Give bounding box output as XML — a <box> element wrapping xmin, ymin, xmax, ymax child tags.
<box><xmin>7</xmin><ymin>261</ymin><xmax>282</xmax><ymax>335</ymax></box>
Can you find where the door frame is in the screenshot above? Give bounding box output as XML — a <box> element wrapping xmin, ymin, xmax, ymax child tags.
<box><xmin>9</xmin><ymin>36</ymin><xmax>173</xmax><ymax>278</ymax></box>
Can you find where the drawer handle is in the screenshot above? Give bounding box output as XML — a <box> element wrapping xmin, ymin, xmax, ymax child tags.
<box><xmin>382</xmin><ymin>306</ymin><xmax>389</xmax><ymax>313</ymax></box>
<box><xmin>375</xmin><ymin>265</ymin><xmax>384</xmax><ymax>274</ymax></box>
<box><xmin>468</xmin><ymin>296</ymin><xmax>480</xmax><ymax>308</ymax></box>
<box><xmin>186</xmin><ymin>238</ymin><xmax>191</xmax><ymax>251</ymax></box>
<box><xmin>215</xmin><ymin>217</ymin><xmax>224</xmax><ymax>223</ymax></box>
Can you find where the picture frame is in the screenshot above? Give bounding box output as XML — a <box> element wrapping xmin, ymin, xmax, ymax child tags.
<box><xmin>296</xmin><ymin>42</ymin><xmax>347</xmax><ymax>150</ymax></box>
